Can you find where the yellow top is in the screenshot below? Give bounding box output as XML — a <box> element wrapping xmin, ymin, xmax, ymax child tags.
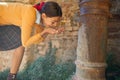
<box><xmin>0</xmin><ymin>2</ymin><xmax>44</xmax><ymax>47</ymax></box>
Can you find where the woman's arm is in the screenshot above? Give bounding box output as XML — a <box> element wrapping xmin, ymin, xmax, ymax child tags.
<box><xmin>21</xmin><ymin>5</ymin><xmax>64</xmax><ymax>47</ymax></box>
<box><xmin>21</xmin><ymin>6</ymin><xmax>44</xmax><ymax>47</ymax></box>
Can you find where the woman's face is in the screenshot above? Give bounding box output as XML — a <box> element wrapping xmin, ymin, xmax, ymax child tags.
<box><xmin>41</xmin><ymin>13</ymin><xmax>61</xmax><ymax>28</ymax></box>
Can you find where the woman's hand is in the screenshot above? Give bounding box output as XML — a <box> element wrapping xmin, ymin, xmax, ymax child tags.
<box><xmin>44</xmin><ymin>28</ymin><xmax>59</xmax><ymax>34</ymax></box>
<box><xmin>40</xmin><ymin>27</ymin><xmax>64</xmax><ymax>38</ymax></box>
<box><xmin>40</xmin><ymin>28</ymin><xmax>58</xmax><ymax>38</ymax></box>
<box><xmin>57</xmin><ymin>27</ymin><xmax>64</xmax><ymax>34</ymax></box>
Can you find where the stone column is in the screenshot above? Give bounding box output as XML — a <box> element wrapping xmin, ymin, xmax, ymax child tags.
<box><xmin>74</xmin><ymin>0</ymin><xmax>110</xmax><ymax>80</ymax></box>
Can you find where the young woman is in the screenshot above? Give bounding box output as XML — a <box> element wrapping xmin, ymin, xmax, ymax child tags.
<box><xmin>0</xmin><ymin>1</ymin><xmax>63</xmax><ymax>80</ymax></box>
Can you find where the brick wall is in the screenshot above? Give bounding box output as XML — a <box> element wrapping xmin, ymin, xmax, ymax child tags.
<box><xmin>108</xmin><ymin>15</ymin><xmax>120</xmax><ymax>65</ymax></box>
<box><xmin>107</xmin><ymin>0</ymin><xmax>120</xmax><ymax>65</ymax></box>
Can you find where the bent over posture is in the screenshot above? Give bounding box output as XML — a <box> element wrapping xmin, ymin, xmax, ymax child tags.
<box><xmin>0</xmin><ymin>1</ymin><xmax>64</xmax><ymax>80</ymax></box>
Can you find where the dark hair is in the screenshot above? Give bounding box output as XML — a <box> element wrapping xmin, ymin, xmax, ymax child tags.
<box><xmin>39</xmin><ymin>1</ymin><xmax>62</xmax><ymax>17</ymax></box>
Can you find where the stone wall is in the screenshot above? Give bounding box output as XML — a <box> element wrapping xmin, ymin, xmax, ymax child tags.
<box><xmin>0</xmin><ymin>0</ymin><xmax>80</xmax><ymax>71</ymax></box>
<box><xmin>107</xmin><ymin>0</ymin><xmax>120</xmax><ymax>65</ymax></box>
<box><xmin>108</xmin><ymin>16</ymin><xmax>120</xmax><ymax>64</ymax></box>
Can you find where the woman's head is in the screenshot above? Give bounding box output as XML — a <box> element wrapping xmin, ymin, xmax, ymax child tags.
<box><xmin>34</xmin><ymin>1</ymin><xmax>62</xmax><ymax>28</ymax></box>
<box><xmin>40</xmin><ymin>1</ymin><xmax>62</xmax><ymax>17</ymax></box>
